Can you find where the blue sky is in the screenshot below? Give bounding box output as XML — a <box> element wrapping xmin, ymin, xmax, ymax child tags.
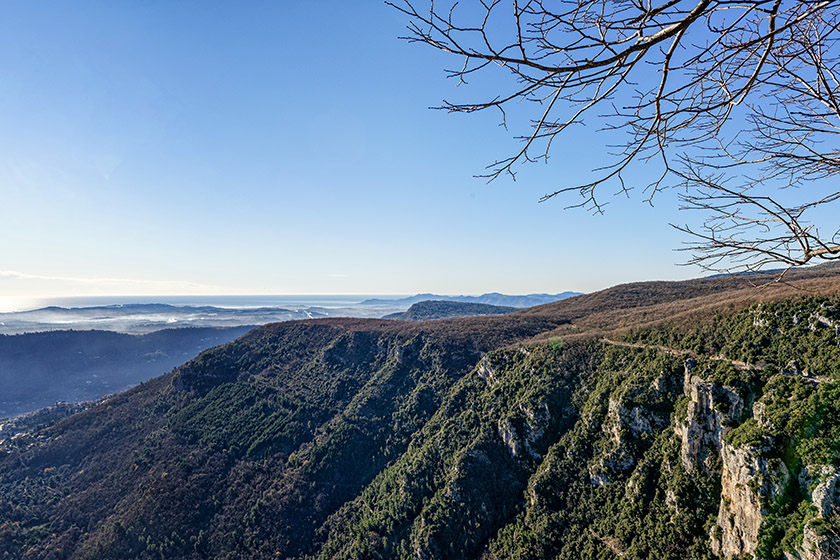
<box><xmin>0</xmin><ymin>1</ymin><xmax>702</xmax><ymax>303</ymax></box>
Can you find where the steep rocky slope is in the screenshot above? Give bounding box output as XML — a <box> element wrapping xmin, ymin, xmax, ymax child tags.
<box><xmin>1</xmin><ymin>271</ymin><xmax>840</xmax><ymax>559</ymax></box>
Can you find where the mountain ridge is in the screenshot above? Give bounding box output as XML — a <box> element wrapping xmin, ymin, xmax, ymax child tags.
<box><xmin>360</xmin><ymin>291</ymin><xmax>582</xmax><ymax>308</ymax></box>
<box><xmin>2</xmin><ymin>269</ymin><xmax>840</xmax><ymax>559</ymax></box>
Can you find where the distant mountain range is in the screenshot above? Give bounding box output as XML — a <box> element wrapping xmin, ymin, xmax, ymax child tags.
<box><xmin>362</xmin><ymin>291</ymin><xmax>582</xmax><ymax>308</ymax></box>
<box><xmin>0</xmin><ymin>295</ymin><xmax>584</xmax><ymax>334</ymax></box>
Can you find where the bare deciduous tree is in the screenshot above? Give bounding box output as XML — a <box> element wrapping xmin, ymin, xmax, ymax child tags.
<box><xmin>390</xmin><ymin>0</ymin><xmax>840</xmax><ymax>274</ymax></box>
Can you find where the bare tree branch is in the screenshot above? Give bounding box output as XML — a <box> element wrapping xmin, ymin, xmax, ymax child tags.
<box><xmin>392</xmin><ymin>0</ymin><xmax>840</xmax><ymax>274</ymax></box>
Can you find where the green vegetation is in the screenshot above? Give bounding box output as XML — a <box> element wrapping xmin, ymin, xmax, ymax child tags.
<box><xmin>384</xmin><ymin>300</ymin><xmax>517</xmax><ymax>321</ymax></box>
<box><xmin>0</xmin><ymin>326</ymin><xmax>253</xmax><ymax>417</ymax></box>
<box><xmin>2</xmin><ymin>280</ymin><xmax>840</xmax><ymax>559</ymax></box>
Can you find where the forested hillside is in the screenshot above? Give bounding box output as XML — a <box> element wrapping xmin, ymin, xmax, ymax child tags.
<box><xmin>2</xmin><ymin>269</ymin><xmax>840</xmax><ymax>559</ymax></box>
<box><xmin>383</xmin><ymin>300</ymin><xmax>517</xmax><ymax>321</ymax></box>
<box><xmin>0</xmin><ymin>327</ymin><xmax>253</xmax><ymax>418</ymax></box>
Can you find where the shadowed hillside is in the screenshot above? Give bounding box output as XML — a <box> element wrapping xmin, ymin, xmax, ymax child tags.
<box><xmin>0</xmin><ymin>327</ymin><xmax>254</xmax><ymax>418</ymax></box>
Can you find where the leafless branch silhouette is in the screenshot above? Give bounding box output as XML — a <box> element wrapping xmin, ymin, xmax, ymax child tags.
<box><xmin>391</xmin><ymin>0</ymin><xmax>840</xmax><ymax>273</ymax></box>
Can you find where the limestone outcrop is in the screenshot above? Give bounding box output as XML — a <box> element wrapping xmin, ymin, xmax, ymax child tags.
<box><xmin>711</xmin><ymin>442</ymin><xmax>789</xmax><ymax>559</ymax></box>
<box><xmin>674</xmin><ymin>360</ymin><xmax>744</xmax><ymax>474</ymax></box>
<box><xmin>498</xmin><ymin>403</ymin><xmax>553</xmax><ymax>460</ymax></box>
<box><xmin>799</xmin><ymin>466</ymin><xmax>840</xmax><ymax>560</ymax></box>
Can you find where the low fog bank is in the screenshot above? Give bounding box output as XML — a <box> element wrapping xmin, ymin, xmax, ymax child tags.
<box><xmin>0</xmin><ymin>303</ymin><xmax>403</xmax><ymax>335</ymax></box>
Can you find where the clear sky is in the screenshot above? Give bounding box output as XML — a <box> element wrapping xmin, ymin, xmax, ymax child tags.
<box><xmin>0</xmin><ymin>1</ymin><xmax>704</xmax><ymax>304</ymax></box>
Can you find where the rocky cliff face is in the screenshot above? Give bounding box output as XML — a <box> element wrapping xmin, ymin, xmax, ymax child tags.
<box><xmin>711</xmin><ymin>442</ymin><xmax>789</xmax><ymax>559</ymax></box>
<box><xmin>674</xmin><ymin>360</ymin><xmax>745</xmax><ymax>474</ymax></box>
<box><xmin>498</xmin><ymin>402</ymin><xmax>552</xmax><ymax>460</ymax></box>
<box><xmin>588</xmin><ymin>366</ymin><xmax>679</xmax><ymax>486</ymax></box>
<box><xmin>675</xmin><ymin>365</ymin><xmax>798</xmax><ymax>560</ymax></box>
<box><xmin>799</xmin><ymin>466</ymin><xmax>840</xmax><ymax>560</ymax></box>
<box><xmin>672</xmin><ymin>360</ymin><xmax>780</xmax><ymax>560</ymax></box>
<box><xmin>674</xmin><ymin>353</ymin><xmax>840</xmax><ymax>560</ymax></box>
